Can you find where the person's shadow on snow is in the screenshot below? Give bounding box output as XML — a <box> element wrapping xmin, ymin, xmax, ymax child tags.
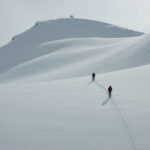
<box><xmin>87</xmin><ymin>80</ymin><xmax>110</xmax><ymax>106</ymax></box>
<box><xmin>102</xmin><ymin>97</ymin><xmax>110</xmax><ymax>106</ymax></box>
<box><xmin>87</xmin><ymin>81</ymin><xmax>93</xmax><ymax>85</ymax></box>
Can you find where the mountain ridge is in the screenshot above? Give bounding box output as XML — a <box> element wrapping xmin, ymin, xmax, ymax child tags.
<box><xmin>1</xmin><ymin>18</ymin><xmax>144</xmax><ymax>48</ymax></box>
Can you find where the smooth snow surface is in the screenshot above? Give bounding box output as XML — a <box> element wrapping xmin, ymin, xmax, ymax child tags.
<box><xmin>0</xmin><ymin>65</ymin><xmax>150</xmax><ymax>150</ymax></box>
<box><xmin>0</xmin><ymin>18</ymin><xmax>149</xmax><ymax>150</ymax></box>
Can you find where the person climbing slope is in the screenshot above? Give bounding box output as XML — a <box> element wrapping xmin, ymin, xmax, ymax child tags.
<box><xmin>108</xmin><ymin>85</ymin><xmax>112</xmax><ymax>98</ymax></box>
<box><xmin>92</xmin><ymin>72</ymin><xmax>96</xmax><ymax>81</ymax></box>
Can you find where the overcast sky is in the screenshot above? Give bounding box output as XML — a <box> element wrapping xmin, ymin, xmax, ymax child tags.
<box><xmin>0</xmin><ymin>0</ymin><xmax>150</xmax><ymax>46</ymax></box>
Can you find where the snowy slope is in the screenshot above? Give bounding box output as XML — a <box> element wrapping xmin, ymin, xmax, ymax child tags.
<box><xmin>0</xmin><ymin>64</ymin><xmax>150</xmax><ymax>150</ymax></box>
<box><xmin>0</xmin><ymin>33</ymin><xmax>150</xmax><ymax>83</ymax></box>
<box><xmin>0</xmin><ymin>18</ymin><xmax>143</xmax><ymax>75</ymax></box>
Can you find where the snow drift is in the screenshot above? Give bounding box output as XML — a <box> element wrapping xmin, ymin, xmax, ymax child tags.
<box><xmin>0</xmin><ymin>33</ymin><xmax>150</xmax><ymax>83</ymax></box>
<box><xmin>0</xmin><ymin>18</ymin><xmax>143</xmax><ymax>78</ymax></box>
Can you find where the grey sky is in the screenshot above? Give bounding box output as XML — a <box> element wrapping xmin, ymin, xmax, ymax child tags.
<box><xmin>0</xmin><ymin>0</ymin><xmax>150</xmax><ymax>46</ymax></box>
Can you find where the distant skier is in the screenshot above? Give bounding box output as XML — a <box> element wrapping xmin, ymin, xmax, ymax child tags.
<box><xmin>92</xmin><ymin>73</ymin><xmax>96</xmax><ymax>81</ymax></box>
<box><xmin>108</xmin><ymin>85</ymin><xmax>112</xmax><ymax>98</ymax></box>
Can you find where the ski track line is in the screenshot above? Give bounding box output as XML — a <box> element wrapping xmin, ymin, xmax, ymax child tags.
<box><xmin>111</xmin><ymin>98</ymin><xmax>137</xmax><ymax>150</ymax></box>
<box><xmin>93</xmin><ymin>80</ymin><xmax>137</xmax><ymax>150</ymax></box>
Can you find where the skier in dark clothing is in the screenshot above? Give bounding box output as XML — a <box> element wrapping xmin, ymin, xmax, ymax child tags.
<box><xmin>108</xmin><ymin>85</ymin><xmax>112</xmax><ymax>98</ymax></box>
<box><xmin>92</xmin><ymin>73</ymin><xmax>96</xmax><ymax>81</ymax></box>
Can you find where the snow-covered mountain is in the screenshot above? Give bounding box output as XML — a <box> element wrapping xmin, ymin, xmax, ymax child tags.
<box><xmin>0</xmin><ymin>18</ymin><xmax>150</xmax><ymax>150</ymax></box>
<box><xmin>0</xmin><ymin>18</ymin><xmax>145</xmax><ymax>83</ymax></box>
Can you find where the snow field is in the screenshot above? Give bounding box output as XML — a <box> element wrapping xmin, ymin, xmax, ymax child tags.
<box><xmin>0</xmin><ymin>65</ymin><xmax>150</xmax><ymax>150</ymax></box>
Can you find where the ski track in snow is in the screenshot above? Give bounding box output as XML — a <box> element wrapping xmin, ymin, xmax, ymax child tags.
<box><xmin>94</xmin><ymin>80</ymin><xmax>137</xmax><ymax>150</ymax></box>
<box><xmin>111</xmin><ymin>98</ymin><xmax>137</xmax><ymax>150</ymax></box>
